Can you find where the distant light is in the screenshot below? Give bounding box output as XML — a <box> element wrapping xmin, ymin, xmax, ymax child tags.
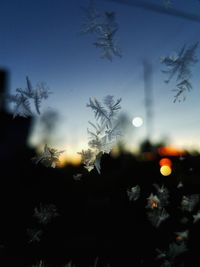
<box><xmin>160</xmin><ymin>165</ymin><xmax>172</xmax><ymax>176</ymax></box>
<box><xmin>158</xmin><ymin>146</ymin><xmax>186</xmax><ymax>157</ymax></box>
<box><xmin>159</xmin><ymin>158</ymin><xmax>172</xmax><ymax>167</ymax></box>
<box><xmin>132</xmin><ymin>117</ymin><xmax>143</xmax><ymax>127</ymax></box>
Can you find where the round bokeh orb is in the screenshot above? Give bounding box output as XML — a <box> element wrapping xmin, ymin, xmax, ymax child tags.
<box><xmin>132</xmin><ymin>117</ymin><xmax>143</xmax><ymax>127</ymax></box>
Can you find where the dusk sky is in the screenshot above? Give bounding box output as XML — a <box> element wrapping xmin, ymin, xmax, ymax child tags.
<box><xmin>1</xmin><ymin>0</ymin><xmax>200</xmax><ymax>162</ymax></box>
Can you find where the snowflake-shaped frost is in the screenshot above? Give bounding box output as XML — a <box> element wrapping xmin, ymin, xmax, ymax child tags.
<box><xmin>32</xmin><ymin>144</ymin><xmax>64</xmax><ymax>168</ymax></box>
<box><xmin>127</xmin><ymin>185</ymin><xmax>140</xmax><ymax>201</ymax></box>
<box><xmin>7</xmin><ymin>76</ymin><xmax>51</xmax><ymax>118</ymax></box>
<box><xmin>161</xmin><ymin>42</ymin><xmax>198</xmax><ymax>102</ymax></box>
<box><xmin>33</xmin><ymin>203</ymin><xmax>59</xmax><ymax>225</ymax></box>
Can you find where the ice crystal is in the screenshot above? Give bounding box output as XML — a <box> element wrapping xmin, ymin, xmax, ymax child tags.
<box><xmin>78</xmin><ymin>149</ymin><xmax>97</xmax><ymax>172</ymax></box>
<box><xmin>73</xmin><ymin>173</ymin><xmax>83</xmax><ymax>181</ymax></box>
<box><xmin>147</xmin><ymin>208</ymin><xmax>169</xmax><ymax>228</ymax></box>
<box><xmin>32</xmin><ymin>144</ymin><xmax>64</xmax><ymax>168</ymax></box>
<box><xmin>31</xmin><ymin>261</ymin><xmax>45</xmax><ymax>267</ymax></box>
<box><xmin>127</xmin><ymin>185</ymin><xmax>140</xmax><ymax>201</ymax></box>
<box><xmin>156</xmin><ymin>248</ymin><xmax>167</xmax><ymax>260</ymax></box>
<box><xmin>167</xmin><ymin>242</ymin><xmax>188</xmax><ymax>261</ymax></box>
<box><xmin>33</xmin><ymin>203</ymin><xmax>59</xmax><ymax>225</ymax></box>
<box><xmin>153</xmin><ymin>184</ymin><xmax>169</xmax><ymax>207</ymax></box>
<box><xmin>177</xmin><ymin>181</ymin><xmax>183</xmax><ymax>189</ymax></box>
<box><xmin>27</xmin><ymin>228</ymin><xmax>43</xmax><ymax>243</ymax></box>
<box><xmin>193</xmin><ymin>210</ymin><xmax>200</xmax><ymax>223</ymax></box>
<box><xmin>181</xmin><ymin>194</ymin><xmax>200</xmax><ymax>212</ymax></box>
<box><xmin>81</xmin><ymin>0</ymin><xmax>101</xmax><ymax>34</ymax></box>
<box><xmin>81</xmin><ymin>1</ymin><xmax>121</xmax><ymax>61</ymax></box>
<box><xmin>7</xmin><ymin>92</ymin><xmax>32</xmax><ymax>118</ymax></box>
<box><xmin>7</xmin><ymin>76</ymin><xmax>51</xmax><ymax>118</ymax></box>
<box><xmin>146</xmin><ymin>193</ymin><xmax>160</xmax><ymax>209</ymax></box>
<box><xmin>175</xmin><ymin>230</ymin><xmax>189</xmax><ymax>242</ymax></box>
<box><xmin>63</xmin><ymin>261</ymin><xmax>75</xmax><ymax>267</ymax></box>
<box><xmin>156</xmin><ymin>242</ymin><xmax>187</xmax><ymax>266</ymax></box>
<box><xmin>79</xmin><ymin>95</ymin><xmax>122</xmax><ymax>173</ymax></box>
<box><xmin>161</xmin><ymin>42</ymin><xmax>198</xmax><ymax>102</ymax></box>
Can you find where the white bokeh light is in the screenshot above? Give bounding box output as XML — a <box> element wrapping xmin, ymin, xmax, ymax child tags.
<box><xmin>132</xmin><ymin>117</ymin><xmax>143</xmax><ymax>127</ymax></box>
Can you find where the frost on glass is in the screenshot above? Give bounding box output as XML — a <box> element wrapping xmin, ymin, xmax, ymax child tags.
<box><xmin>33</xmin><ymin>203</ymin><xmax>59</xmax><ymax>225</ymax></box>
<box><xmin>156</xmin><ymin>242</ymin><xmax>188</xmax><ymax>266</ymax></box>
<box><xmin>27</xmin><ymin>228</ymin><xmax>43</xmax><ymax>243</ymax></box>
<box><xmin>90</xmin><ymin>257</ymin><xmax>110</xmax><ymax>267</ymax></box>
<box><xmin>146</xmin><ymin>192</ymin><xmax>169</xmax><ymax>227</ymax></box>
<box><xmin>127</xmin><ymin>185</ymin><xmax>140</xmax><ymax>201</ymax></box>
<box><xmin>31</xmin><ymin>261</ymin><xmax>45</xmax><ymax>267</ymax></box>
<box><xmin>174</xmin><ymin>230</ymin><xmax>189</xmax><ymax>243</ymax></box>
<box><xmin>32</xmin><ymin>144</ymin><xmax>64</xmax><ymax>168</ymax></box>
<box><xmin>161</xmin><ymin>42</ymin><xmax>198</xmax><ymax>102</ymax></box>
<box><xmin>78</xmin><ymin>95</ymin><xmax>122</xmax><ymax>174</ymax></box>
<box><xmin>153</xmin><ymin>184</ymin><xmax>170</xmax><ymax>207</ymax></box>
<box><xmin>73</xmin><ymin>173</ymin><xmax>83</xmax><ymax>181</ymax></box>
<box><xmin>63</xmin><ymin>261</ymin><xmax>75</xmax><ymax>267</ymax></box>
<box><xmin>81</xmin><ymin>0</ymin><xmax>122</xmax><ymax>61</ymax></box>
<box><xmin>147</xmin><ymin>208</ymin><xmax>170</xmax><ymax>228</ymax></box>
<box><xmin>193</xmin><ymin>210</ymin><xmax>200</xmax><ymax>223</ymax></box>
<box><xmin>180</xmin><ymin>194</ymin><xmax>200</xmax><ymax>212</ymax></box>
<box><xmin>146</xmin><ymin>193</ymin><xmax>160</xmax><ymax>209</ymax></box>
<box><xmin>7</xmin><ymin>76</ymin><xmax>51</xmax><ymax>118</ymax></box>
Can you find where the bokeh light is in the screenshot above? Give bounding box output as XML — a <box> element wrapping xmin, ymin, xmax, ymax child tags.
<box><xmin>160</xmin><ymin>165</ymin><xmax>172</xmax><ymax>176</ymax></box>
<box><xmin>159</xmin><ymin>158</ymin><xmax>172</xmax><ymax>167</ymax></box>
<box><xmin>132</xmin><ymin>117</ymin><xmax>143</xmax><ymax>127</ymax></box>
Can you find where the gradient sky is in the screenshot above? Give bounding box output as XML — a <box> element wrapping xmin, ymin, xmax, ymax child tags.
<box><xmin>1</xmin><ymin>0</ymin><xmax>200</xmax><ymax>161</ymax></box>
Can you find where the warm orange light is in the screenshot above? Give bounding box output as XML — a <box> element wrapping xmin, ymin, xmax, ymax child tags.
<box><xmin>57</xmin><ymin>153</ymin><xmax>81</xmax><ymax>168</ymax></box>
<box><xmin>159</xmin><ymin>158</ymin><xmax>172</xmax><ymax>167</ymax></box>
<box><xmin>151</xmin><ymin>201</ymin><xmax>158</xmax><ymax>209</ymax></box>
<box><xmin>176</xmin><ymin>236</ymin><xmax>183</xmax><ymax>242</ymax></box>
<box><xmin>160</xmin><ymin>165</ymin><xmax>172</xmax><ymax>176</ymax></box>
<box><xmin>158</xmin><ymin>146</ymin><xmax>186</xmax><ymax>157</ymax></box>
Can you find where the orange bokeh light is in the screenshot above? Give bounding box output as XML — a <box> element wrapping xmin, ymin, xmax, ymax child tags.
<box><xmin>159</xmin><ymin>158</ymin><xmax>172</xmax><ymax>167</ymax></box>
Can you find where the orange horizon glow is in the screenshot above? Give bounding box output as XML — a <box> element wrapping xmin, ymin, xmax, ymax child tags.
<box><xmin>158</xmin><ymin>146</ymin><xmax>186</xmax><ymax>157</ymax></box>
<box><xmin>57</xmin><ymin>153</ymin><xmax>81</xmax><ymax>168</ymax></box>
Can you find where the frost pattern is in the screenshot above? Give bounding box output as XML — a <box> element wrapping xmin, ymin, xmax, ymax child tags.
<box><xmin>153</xmin><ymin>184</ymin><xmax>169</xmax><ymax>207</ymax></box>
<box><xmin>127</xmin><ymin>185</ymin><xmax>140</xmax><ymax>201</ymax></box>
<box><xmin>63</xmin><ymin>262</ymin><xmax>75</xmax><ymax>267</ymax></box>
<box><xmin>180</xmin><ymin>194</ymin><xmax>200</xmax><ymax>212</ymax></box>
<box><xmin>81</xmin><ymin>1</ymin><xmax>121</xmax><ymax>61</ymax></box>
<box><xmin>147</xmin><ymin>208</ymin><xmax>169</xmax><ymax>228</ymax></box>
<box><xmin>177</xmin><ymin>181</ymin><xmax>183</xmax><ymax>189</ymax></box>
<box><xmin>146</xmin><ymin>193</ymin><xmax>160</xmax><ymax>209</ymax></box>
<box><xmin>90</xmin><ymin>257</ymin><xmax>110</xmax><ymax>267</ymax></box>
<box><xmin>161</xmin><ymin>42</ymin><xmax>198</xmax><ymax>102</ymax></box>
<box><xmin>193</xmin><ymin>210</ymin><xmax>200</xmax><ymax>223</ymax></box>
<box><xmin>78</xmin><ymin>95</ymin><xmax>122</xmax><ymax>173</ymax></box>
<box><xmin>146</xmin><ymin>192</ymin><xmax>169</xmax><ymax>227</ymax></box>
<box><xmin>73</xmin><ymin>173</ymin><xmax>83</xmax><ymax>181</ymax></box>
<box><xmin>175</xmin><ymin>230</ymin><xmax>189</xmax><ymax>243</ymax></box>
<box><xmin>156</xmin><ymin>242</ymin><xmax>188</xmax><ymax>266</ymax></box>
<box><xmin>32</xmin><ymin>144</ymin><xmax>64</xmax><ymax>168</ymax></box>
<box><xmin>7</xmin><ymin>76</ymin><xmax>51</xmax><ymax>118</ymax></box>
<box><xmin>27</xmin><ymin>228</ymin><xmax>43</xmax><ymax>243</ymax></box>
<box><xmin>31</xmin><ymin>261</ymin><xmax>45</xmax><ymax>267</ymax></box>
<box><xmin>33</xmin><ymin>203</ymin><xmax>59</xmax><ymax>225</ymax></box>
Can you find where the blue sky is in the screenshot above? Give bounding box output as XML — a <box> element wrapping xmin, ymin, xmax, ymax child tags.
<box><xmin>1</xmin><ymin>0</ymin><xmax>200</xmax><ymax>160</ymax></box>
